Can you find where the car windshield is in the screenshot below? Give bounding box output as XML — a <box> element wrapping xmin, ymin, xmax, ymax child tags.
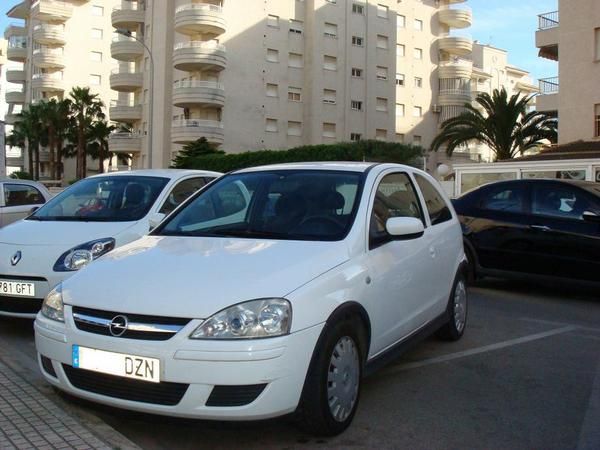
<box><xmin>29</xmin><ymin>176</ymin><xmax>169</xmax><ymax>222</ymax></box>
<box><xmin>158</xmin><ymin>170</ymin><xmax>364</xmax><ymax>241</ymax></box>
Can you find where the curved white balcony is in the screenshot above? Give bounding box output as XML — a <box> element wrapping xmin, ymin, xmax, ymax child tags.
<box><xmin>6</xmin><ymin>156</ymin><xmax>25</xmax><ymax>167</ymax></box>
<box><xmin>111</xmin><ymin>36</ymin><xmax>143</xmax><ymax>61</ymax></box>
<box><xmin>5</xmin><ymin>89</ymin><xmax>25</xmax><ymax>104</ymax></box>
<box><xmin>439</xmin><ymin>6</ymin><xmax>472</xmax><ymax>29</ymax></box>
<box><xmin>112</xmin><ymin>4</ymin><xmax>145</xmax><ymax>30</ymax></box>
<box><xmin>438</xmin><ymin>34</ymin><xmax>473</xmax><ymax>56</ymax></box>
<box><xmin>108</xmin><ymin>132</ymin><xmax>142</xmax><ymax>153</ymax></box>
<box><xmin>4</xmin><ymin>24</ymin><xmax>26</xmax><ymax>38</ymax></box>
<box><xmin>32</xmin><ymin>48</ymin><xmax>65</xmax><ymax>69</ymax></box>
<box><xmin>438</xmin><ymin>58</ymin><xmax>473</xmax><ymax>78</ymax></box>
<box><xmin>7</xmin><ymin>45</ymin><xmax>27</xmax><ymax>62</ymax></box>
<box><xmin>110</xmin><ymin>68</ymin><xmax>144</xmax><ymax>92</ymax></box>
<box><xmin>172</xmin><ymin>80</ymin><xmax>225</xmax><ymax>109</ymax></box>
<box><xmin>171</xmin><ymin>119</ymin><xmax>224</xmax><ymax>145</ymax></box>
<box><xmin>173</xmin><ymin>41</ymin><xmax>227</xmax><ymax>72</ymax></box>
<box><xmin>109</xmin><ymin>102</ymin><xmax>143</xmax><ymax>122</ymax></box>
<box><xmin>6</xmin><ymin>69</ymin><xmax>26</xmax><ymax>83</ymax></box>
<box><xmin>31</xmin><ymin>0</ymin><xmax>73</xmax><ymax>22</ymax></box>
<box><xmin>438</xmin><ymin>89</ymin><xmax>472</xmax><ymax>106</ymax></box>
<box><xmin>175</xmin><ymin>3</ymin><xmax>226</xmax><ymax>36</ymax></box>
<box><xmin>4</xmin><ymin>113</ymin><xmax>20</xmax><ymax>125</ymax></box>
<box><xmin>33</xmin><ymin>24</ymin><xmax>66</xmax><ymax>45</ymax></box>
<box><xmin>31</xmin><ymin>73</ymin><xmax>65</xmax><ymax>92</ymax></box>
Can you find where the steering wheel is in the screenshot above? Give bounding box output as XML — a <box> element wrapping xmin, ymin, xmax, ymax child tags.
<box><xmin>292</xmin><ymin>215</ymin><xmax>344</xmax><ymax>234</ymax></box>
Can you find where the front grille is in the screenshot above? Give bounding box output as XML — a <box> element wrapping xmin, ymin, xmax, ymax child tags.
<box><xmin>40</xmin><ymin>355</ymin><xmax>57</xmax><ymax>378</ymax></box>
<box><xmin>0</xmin><ymin>296</ymin><xmax>43</xmax><ymax>314</ymax></box>
<box><xmin>62</xmin><ymin>365</ymin><xmax>189</xmax><ymax>406</ymax></box>
<box><xmin>72</xmin><ymin>306</ymin><xmax>191</xmax><ymax>341</ymax></box>
<box><xmin>206</xmin><ymin>384</ymin><xmax>267</xmax><ymax>407</ymax></box>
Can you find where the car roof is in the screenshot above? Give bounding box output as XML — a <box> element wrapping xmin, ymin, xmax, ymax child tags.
<box><xmin>233</xmin><ymin>161</ymin><xmax>414</xmax><ymax>173</ymax></box>
<box><xmin>87</xmin><ymin>169</ymin><xmax>222</xmax><ymax>180</ymax></box>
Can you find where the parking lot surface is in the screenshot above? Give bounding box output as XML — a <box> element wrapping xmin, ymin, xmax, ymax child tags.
<box><xmin>1</xmin><ymin>279</ymin><xmax>599</xmax><ymax>450</ymax></box>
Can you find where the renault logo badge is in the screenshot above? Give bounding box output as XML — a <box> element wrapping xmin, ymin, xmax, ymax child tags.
<box><xmin>109</xmin><ymin>315</ymin><xmax>129</xmax><ymax>337</ymax></box>
<box><xmin>11</xmin><ymin>251</ymin><xmax>22</xmax><ymax>266</ymax></box>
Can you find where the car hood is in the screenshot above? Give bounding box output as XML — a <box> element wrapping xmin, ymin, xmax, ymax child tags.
<box><xmin>62</xmin><ymin>235</ymin><xmax>350</xmax><ymax>319</ymax></box>
<box><xmin>0</xmin><ymin>219</ymin><xmax>139</xmax><ymax>246</ymax></box>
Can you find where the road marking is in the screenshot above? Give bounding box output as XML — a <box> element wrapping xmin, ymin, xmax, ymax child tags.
<box><xmin>519</xmin><ymin>317</ymin><xmax>600</xmax><ymax>334</ymax></box>
<box><xmin>577</xmin><ymin>356</ymin><xmax>600</xmax><ymax>450</ymax></box>
<box><xmin>382</xmin><ymin>326</ymin><xmax>577</xmax><ymax>374</ymax></box>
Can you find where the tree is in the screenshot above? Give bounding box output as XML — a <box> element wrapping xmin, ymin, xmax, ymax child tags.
<box><xmin>87</xmin><ymin>120</ymin><xmax>116</xmax><ymax>173</ymax></box>
<box><xmin>68</xmin><ymin>87</ymin><xmax>105</xmax><ymax>179</ymax></box>
<box><xmin>38</xmin><ymin>99</ymin><xmax>72</xmax><ymax>180</ymax></box>
<box><xmin>11</xmin><ymin>106</ymin><xmax>44</xmax><ymax>180</ymax></box>
<box><xmin>431</xmin><ymin>88</ymin><xmax>558</xmax><ymax>161</ymax></box>
<box><xmin>171</xmin><ymin>137</ymin><xmax>224</xmax><ymax>169</ymax></box>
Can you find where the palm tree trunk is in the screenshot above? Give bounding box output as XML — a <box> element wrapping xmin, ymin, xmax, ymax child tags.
<box><xmin>77</xmin><ymin>123</ymin><xmax>85</xmax><ymax>179</ymax></box>
<box><xmin>56</xmin><ymin>139</ymin><xmax>64</xmax><ymax>182</ymax></box>
<box><xmin>27</xmin><ymin>142</ymin><xmax>34</xmax><ymax>178</ymax></box>
<box><xmin>34</xmin><ymin>142</ymin><xmax>40</xmax><ymax>180</ymax></box>
<box><xmin>48</xmin><ymin>126</ymin><xmax>56</xmax><ymax>181</ymax></box>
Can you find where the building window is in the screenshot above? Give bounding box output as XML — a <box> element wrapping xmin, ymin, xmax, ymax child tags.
<box><xmin>376</xmin><ymin>129</ymin><xmax>387</xmax><ymax>140</ymax></box>
<box><xmin>289</xmin><ymin>19</ymin><xmax>303</xmax><ymax>34</ymax></box>
<box><xmin>414</xmin><ymin>48</ymin><xmax>423</xmax><ymax>60</ymax></box>
<box><xmin>351</xmin><ymin>133</ymin><xmax>362</xmax><ymax>141</ymax></box>
<box><xmin>351</xmin><ymin>67</ymin><xmax>363</xmax><ymax>78</ymax></box>
<box><xmin>413</xmin><ymin>106</ymin><xmax>422</xmax><ymax>117</ymax></box>
<box><xmin>377</xmin><ymin>4</ymin><xmax>389</xmax><ymax>19</ymax></box>
<box><xmin>288</xmin><ymin>121</ymin><xmax>302</xmax><ymax>136</ymax></box>
<box><xmin>414</xmin><ymin>77</ymin><xmax>423</xmax><ymax>88</ymax></box>
<box><xmin>91</xmin><ymin>5</ymin><xmax>103</xmax><ymax>16</ymax></box>
<box><xmin>324</xmin><ymin>22</ymin><xmax>338</xmax><ymax>38</ymax></box>
<box><xmin>376</xmin><ymin>66</ymin><xmax>388</xmax><ymax>80</ymax></box>
<box><xmin>397</xmin><ymin>14</ymin><xmax>406</xmax><ymax>28</ymax></box>
<box><xmin>288</xmin><ymin>86</ymin><xmax>302</xmax><ymax>102</ymax></box>
<box><xmin>376</xmin><ymin>35</ymin><xmax>389</xmax><ymax>49</ymax></box>
<box><xmin>266</xmin><ymin>118</ymin><xmax>278</xmax><ymax>132</ymax></box>
<box><xmin>352</xmin><ymin>36</ymin><xmax>364</xmax><ymax>47</ymax></box>
<box><xmin>413</xmin><ymin>135</ymin><xmax>422</xmax><ymax>145</ymax></box>
<box><xmin>595</xmin><ymin>104</ymin><xmax>600</xmax><ymax>137</ymax></box>
<box><xmin>396</xmin><ymin>133</ymin><xmax>405</xmax><ymax>143</ymax></box>
<box><xmin>351</xmin><ymin>100</ymin><xmax>363</xmax><ymax>111</ymax></box>
<box><xmin>289</xmin><ymin>52</ymin><xmax>303</xmax><ymax>68</ymax></box>
<box><xmin>90</xmin><ymin>51</ymin><xmax>102</xmax><ymax>62</ymax></box>
<box><xmin>323</xmin><ymin>89</ymin><xmax>337</xmax><ymax>104</ymax></box>
<box><xmin>396</xmin><ymin>73</ymin><xmax>405</xmax><ymax>86</ymax></box>
<box><xmin>396</xmin><ymin>103</ymin><xmax>405</xmax><ymax>116</ymax></box>
<box><xmin>376</xmin><ymin>97</ymin><xmax>388</xmax><ymax>112</ymax></box>
<box><xmin>266</xmin><ymin>83</ymin><xmax>278</xmax><ymax>97</ymax></box>
<box><xmin>91</xmin><ymin>28</ymin><xmax>103</xmax><ymax>39</ymax></box>
<box><xmin>323</xmin><ymin>55</ymin><xmax>337</xmax><ymax>70</ymax></box>
<box><xmin>352</xmin><ymin>3</ymin><xmax>364</xmax><ymax>14</ymax></box>
<box><xmin>267</xmin><ymin>14</ymin><xmax>279</xmax><ymax>28</ymax></box>
<box><xmin>266</xmin><ymin>48</ymin><xmax>279</xmax><ymax>62</ymax></box>
<box><xmin>595</xmin><ymin>28</ymin><xmax>600</xmax><ymax>60</ymax></box>
<box><xmin>323</xmin><ymin>122</ymin><xmax>336</xmax><ymax>138</ymax></box>
<box><xmin>414</xmin><ymin>19</ymin><xmax>423</xmax><ymax>31</ymax></box>
<box><xmin>396</xmin><ymin>44</ymin><xmax>405</xmax><ymax>57</ymax></box>
<box><xmin>89</xmin><ymin>74</ymin><xmax>101</xmax><ymax>85</ymax></box>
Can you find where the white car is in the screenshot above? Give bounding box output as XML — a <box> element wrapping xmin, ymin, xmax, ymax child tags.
<box><xmin>0</xmin><ymin>169</ymin><xmax>221</xmax><ymax>318</ymax></box>
<box><xmin>34</xmin><ymin>163</ymin><xmax>467</xmax><ymax>436</ymax></box>
<box><xmin>0</xmin><ymin>178</ymin><xmax>52</xmax><ymax>227</ymax></box>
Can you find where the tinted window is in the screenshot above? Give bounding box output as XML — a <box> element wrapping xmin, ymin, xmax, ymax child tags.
<box><xmin>370</xmin><ymin>173</ymin><xmax>423</xmax><ymax>247</ymax></box>
<box><xmin>415</xmin><ymin>174</ymin><xmax>452</xmax><ymax>225</ymax></box>
<box><xmin>481</xmin><ymin>184</ymin><xmax>526</xmax><ymax>213</ymax></box>
<box><xmin>159</xmin><ymin>177</ymin><xmax>208</xmax><ymax>215</ymax></box>
<box><xmin>532</xmin><ymin>184</ymin><xmax>599</xmax><ymax>220</ymax></box>
<box><xmin>4</xmin><ymin>184</ymin><xmax>45</xmax><ymax>207</ymax></box>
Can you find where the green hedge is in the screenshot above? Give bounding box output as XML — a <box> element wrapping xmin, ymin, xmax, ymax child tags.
<box><xmin>175</xmin><ymin>140</ymin><xmax>423</xmax><ymax>172</ymax></box>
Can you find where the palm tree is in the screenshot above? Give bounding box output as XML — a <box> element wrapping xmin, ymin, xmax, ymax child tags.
<box><xmin>12</xmin><ymin>106</ymin><xmax>44</xmax><ymax>180</ymax></box>
<box><xmin>6</xmin><ymin>125</ymin><xmax>29</xmax><ymax>175</ymax></box>
<box><xmin>87</xmin><ymin>120</ymin><xmax>116</xmax><ymax>173</ymax></box>
<box><xmin>68</xmin><ymin>87</ymin><xmax>105</xmax><ymax>179</ymax></box>
<box><xmin>431</xmin><ymin>88</ymin><xmax>558</xmax><ymax>161</ymax></box>
<box><xmin>37</xmin><ymin>99</ymin><xmax>71</xmax><ymax>181</ymax></box>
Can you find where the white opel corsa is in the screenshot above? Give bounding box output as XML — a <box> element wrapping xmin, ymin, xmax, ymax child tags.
<box><xmin>35</xmin><ymin>163</ymin><xmax>467</xmax><ymax>436</ymax></box>
<box><xmin>0</xmin><ymin>169</ymin><xmax>221</xmax><ymax>318</ymax></box>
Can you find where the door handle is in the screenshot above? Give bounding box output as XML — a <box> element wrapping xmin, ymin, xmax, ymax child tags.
<box><xmin>530</xmin><ymin>225</ymin><xmax>551</xmax><ymax>232</ymax></box>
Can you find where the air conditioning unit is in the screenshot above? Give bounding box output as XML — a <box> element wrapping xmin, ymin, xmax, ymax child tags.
<box><xmin>432</xmin><ymin>104</ymin><xmax>442</xmax><ymax>113</ymax></box>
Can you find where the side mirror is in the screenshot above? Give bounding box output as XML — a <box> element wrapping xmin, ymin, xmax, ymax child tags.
<box><xmin>582</xmin><ymin>211</ymin><xmax>600</xmax><ymax>223</ymax></box>
<box><xmin>385</xmin><ymin>217</ymin><xmax>425</xmax><ymax>239</ymax></box>
<box><xmin>148</xmin><ymin>212</ymin><xmax>166</xmax><ymax>230</ymax></box>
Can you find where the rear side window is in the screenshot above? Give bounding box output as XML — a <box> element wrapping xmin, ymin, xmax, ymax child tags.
<box><xmin>159</xmin><ymin>177</ymin><xmax>208</xmax><ymax>215</ymax></box>
<box><xmin>414</xmin><ymin>174</ymin><xmax>452</xmax><ymax>225</ymax></box>
<box><xmin>481</xmin><ymin>184</ymin><xmax>526</xmax><ymax>213</ymax></box>
<box><xmin>531</xmin><ymin>184</ymin><xmax>598</xmax><ymax>220</ymax></box>
<box><xmin>4</xmin><ymin>184</ymin><xmax>45</xmax><ymax>207</ymax></box>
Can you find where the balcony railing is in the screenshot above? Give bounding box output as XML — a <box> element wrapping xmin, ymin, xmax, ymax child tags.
<box><xmin>538</xmin><ymin>11</ymin><xmax>559</xmax><ymax>30</ymax></box>
<box><xmin>172</xmin><ymin>119</ymin><xmax>224</xmax><ymax>129</ymax></box>
<box><xmin>539</xmin><ymin>77</ymin><xmax>559</xmax><ymax>94</ymax></box>
<box><xmin>172</xmin><ymin>80</ymin><xmax>224</xmax><ymax>90</ymax></box>
<box><xmin>175</xmin><ymin>3</ymin><xmax>223</xmax><ymax>14</ymax></box>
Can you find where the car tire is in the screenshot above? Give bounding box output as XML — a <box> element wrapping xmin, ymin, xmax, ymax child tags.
<box><xmin>437</xmin><ymin>272</ymin><xmax>468</xmax><ymax>341</ymax></box>
<box><xmin>296</xmin><ymin>316</ymin><xmax>366</xmax><ymax>436</ymax></box>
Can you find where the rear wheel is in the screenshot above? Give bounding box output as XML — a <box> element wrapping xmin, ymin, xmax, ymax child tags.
<box><xmin>437</xmin><ymin>273</ymin><xmax>468</xmax><ymax>341</ymax></box>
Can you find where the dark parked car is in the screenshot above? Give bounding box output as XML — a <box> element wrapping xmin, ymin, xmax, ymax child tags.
<box><xmin>452</xmin><ymin>179</ymin><xmax>600</xmax><ymax>285</ymax></box>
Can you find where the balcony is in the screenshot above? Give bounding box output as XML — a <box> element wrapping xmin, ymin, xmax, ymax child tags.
<box><xmin>171</xmin><ymin>119</ymin><xmax>224</xmax><ymax>145</ymax></box>
<box><xmin>6</xmin><ymin>156</ymin><xmax>25</xmax><ymax>167</ymax></box>
<box><xmin>31</xmin><ymin>73</ymin><xmax>65</xmax><ymax>92</ymax></box>
<box><xmin>5</xmin><ymin>89</ymin><xmax>25</xmax><ymax>104</ymax></box>
<box><xmin>536</xmin><ymin>77</ymin><xmax>558</xmax><ymax>113</ymax></box>
<box><xmin>172</xmin><ymin>80</ymin><xmax>225</xmax><ymax>109</ymax></box>
<box><xmin>438</xmin><ymin>5</ymin><xmax>472</xmax><ymax>29</ymax></box>
<box><xmin>110</xmin><ymin>68</ymin><xmax>144</xmax><ymax>92</ymax></box>
<box><xmin>7</xmin><ymin>44</ymin><xmax>27</xmax><ymax>62</ymax></box>
<box><xmin>438</xmin><ymin>88</ymin><xmax>472</xmax><ymax>106</ymax></box>
<box><xmin>438</xmin><ymin>34</ymin><xmax>473</xmax><ymax>56</ymax></box>
<box><xmin>108</xmin><ymin>132</ymin><xmax>142</xmax><ymax>153</ymax></box>
<box><xmin>32</xmin><ymin>48</ymin><xmax>65</xmax><ymax>69</ymax></box>
<box><xmin>6</xmin><ymin>68</ymin><xmax>26</xmax><ymax>83</ymax></box>
<box><xmin>33</xmin><ymin>24</ymin><xmax>66</xmax><ymax>45</ymax></box>
<box><xmin>4</xmin><ymin>113</ymin><xmax>20</xmax><ymax>125</ymax></box>
<box><xmin>111</xmin><ymin>36</ymin><xmax>144</xmax><ymax>61</ymax></box>
<box><xmin>7</xmin><ymin>1</ymin><xmax>29</xmax><ymax>20</ymax></box>
<box><xmin>438</xmin><ymin>58</ymin><xmax>473</xmax><ymax>78</ymax></box>
<box><xmin>175</xmin><ymin>3</ymin><xmax>226</xmax><ymax>36</ymax></box>
<box><xmin>109</xmin><ymin>102</ymin><xmax>143</xmax><ymax>122</ymax></box>
<box><xmin>173</xmin><ymin>41</ymin><xmax>227</xmax><ymax>72</ymax></box>
<box><xmin>112</xmin><ymin>3</ymin><xmax>145</xmax><ymax>30</ymax></box>
<box><xmin>31</xmin><ymin>0</ymin><xmax>73</xmax><ymax>22</ymax></box>
<box><xmin>536</xmin><ymin>11</ymin><xmax>559</xmax><ymax>61</ymax></box>
<box><xmin>4</xmin><ymin>24</ymin><xmax>26</xmax><ymax>39</ymax></box>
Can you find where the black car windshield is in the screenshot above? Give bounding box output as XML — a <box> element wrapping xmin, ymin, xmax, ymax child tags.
<box><xmin>29</xmin><ymin>176</ymin><xmax>169</xmax><ymax>222</ymax></box>
<box><xmin>158</xmin><ymin>170</ymin><xmax>364</xmax><ymax>241</ymax></box>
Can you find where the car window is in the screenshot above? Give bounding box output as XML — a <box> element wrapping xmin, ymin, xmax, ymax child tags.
<box><xmin>480</xmin><ymin>184</ymin><xmax>526</xmax><ymax>213</ymax></box>
<box><xmin>532</xmin><ymin>184</ymin><xmax>598</xmax><ymax>220</ymax></box>
<box><xmin>159</xmin><ymin>177</ymin><xmax>208</xmax><ymax>215</ymax></box>
<box><xmin>414</xmin><ymin>174</ymin><xmax>452</xmax><ymax>225</ymax></box>
<box><xmin>369</xmin><ymin>172</ymin><xmax>423</xmax><ymax>248</ymax></box>
<box><xmin>4</xmin><ymin>184</ymin><xmax>45</xmax><ymax>207</ymax></box>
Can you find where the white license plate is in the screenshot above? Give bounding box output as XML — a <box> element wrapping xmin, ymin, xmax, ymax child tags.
<box><xmin>72</xmin><ymin>345</ymin><xmax>160</xmax><ymax>383</ymax></box>
<box><xmin>0</xmin><ymin>280</ymin><xmax>35</xmax><ymax>297</ymax></box>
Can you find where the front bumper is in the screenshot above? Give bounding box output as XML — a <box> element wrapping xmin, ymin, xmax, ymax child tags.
<box><xmin>0</xmin><ymin>273</ymin><xmax>64</xmax><ymax>319</ymax></box>
<box><xmin>34</xmin><ymin>308</ymin><xmax>323</xmax><ymax>420</ymax></box>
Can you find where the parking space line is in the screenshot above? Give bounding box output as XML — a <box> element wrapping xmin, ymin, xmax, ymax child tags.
<box><xmin>519</xmin><ymin>317</ymin><xmax>600</xmax><ymax>334</ymax></box>
<box><xmin>577</xmin><ymin>357</ymin><xmax>600</xmax><ymax>450</ymax></box>
<box><xmin>382</xmin><ymin>326</ymin><xmax>577</xmax><ymax>375</ymax></box>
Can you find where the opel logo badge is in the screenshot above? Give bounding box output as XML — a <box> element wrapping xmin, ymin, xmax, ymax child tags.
<box><xmin>11</xmin><ymin>251</ymin><xmax>22</xmax><ymax>266</ymax></box>
<box><xmin>109</xmin><ymin>315</ymin><xmax>129</xmax><ymax>337</ymax></box>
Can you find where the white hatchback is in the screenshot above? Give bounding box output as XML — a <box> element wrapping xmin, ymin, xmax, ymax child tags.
<box><xmin>0</xmin><ymin>169</ymin><xmax>220</xmax><ymax>318</ymax></box>
<box><xmin>34</xmin><ymin>163</ymin><xmax>467</xmax><ymax>436</ymax></box>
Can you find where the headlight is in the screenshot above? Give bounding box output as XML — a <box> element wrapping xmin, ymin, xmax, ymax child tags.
<box><xmin>41</xmin><ymin>284</ymin><xmax>64</xmax><ymax>322</ymax></box>
<box><xmin>190</xmin><ymin>298</ymin><xmax>292</xmax><ymax>339</ymax></box>
<box><xmin>53</xmin><ymin>238</ymin><xmax>115</xmax><ymax>272</ymax></box>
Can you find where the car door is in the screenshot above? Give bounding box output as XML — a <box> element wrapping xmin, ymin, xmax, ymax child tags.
<box><xmin>526</xmin><ymin>181</ymin><xmax>600</xmax><ymax>282</ymax></box>
<box><xmin>1</xmin><ymin>183</ymin><xmax>47</xmax><ymax>227</ymax></box>
<box><xmin>365</xmin><ymin>171</ymin><xmax>433</xmax><ymax>353</ymax></box>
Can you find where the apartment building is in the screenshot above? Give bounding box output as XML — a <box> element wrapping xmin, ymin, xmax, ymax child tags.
<box><xmin>5</xmin><ymin>0</ymin><xmax>119</xmax><ymax>179</ymax></box>
<box><xmin>107</xmin><ymin>0</ymin><xmax>473</xmax><ymax>171</ymax></box>
<box><xmin>536</xmin><ymin>0</ymin><xmax>600</xmax><ymax>144</ymax></box>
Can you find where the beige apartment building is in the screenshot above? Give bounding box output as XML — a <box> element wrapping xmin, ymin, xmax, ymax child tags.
<box><xmin>5</xmin><ymin>0</ymin><xmax>119</xmax><ymax>178</ymax></box>
<box><xmin>536</xmin><ymin>0</ymin><xmax>600</xmax><ymax>144</ymax></box>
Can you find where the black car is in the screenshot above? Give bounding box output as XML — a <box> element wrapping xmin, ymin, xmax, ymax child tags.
<box><xmin>452</xmin><ymin>178</ymin><xmax>600</xmax><ymax>285</ymax></box>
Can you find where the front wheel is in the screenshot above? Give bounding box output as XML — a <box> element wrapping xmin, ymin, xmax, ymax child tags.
<box><xmin>437</xmin><ymin>273</ymin><xmax>468</xmax><ymax>341</ymax></box>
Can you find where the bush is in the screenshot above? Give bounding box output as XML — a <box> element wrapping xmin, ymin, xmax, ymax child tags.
<box><xmin>174</xmin><ymin>140</ymin><xmax>424</xmax><ymax>172</ymax></box>
<box><xmin>9</xmin><ymin>171</ymin><xmax>33</xmax><ymax>180</ymax></box>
